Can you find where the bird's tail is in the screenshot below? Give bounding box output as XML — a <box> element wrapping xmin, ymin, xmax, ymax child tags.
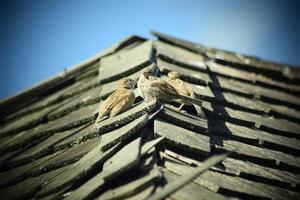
<box><xmin>193</xmin><ymin>104</ymin><xmax>205</xmax><ymax>118</ymax></box>
<box><xmin>177</xmin><ymin>94</ymin><xmax>206</xmax><ymax>118</ymax></box>
<box><xmin>92</xmin><ymin>109</ymin><xmax>109</xmax><ymax>131</ymax></box>
<box><xmin>178</xmin><ymin>94</ymin><xmax>203</xmax><ymax>107</ymax></box>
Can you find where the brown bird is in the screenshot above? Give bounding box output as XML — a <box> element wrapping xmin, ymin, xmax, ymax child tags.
<box><xmin>166</xmin><ymin>71</ymin><xmax>205</xmax><ymax>118</ymax></box>
<box><xmin>93</xmin><ymin>78</ymin><xmax>136</xmax><ymax>130</ymax></box>
<box><xmin>137</xmin><ymin>68</ymin><xmax>204</xmax><ymax>116</ymax></box>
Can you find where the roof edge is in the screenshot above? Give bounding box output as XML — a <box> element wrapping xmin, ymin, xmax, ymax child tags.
<box><xmin>151</xmin><ymin>30</ymin><xmax>300</xmax><ymax>70</ymax></box>
<box><xmin>0</xmin><ymin>35</ymin><xmax>147</xmax><ymax>119</ymax></box>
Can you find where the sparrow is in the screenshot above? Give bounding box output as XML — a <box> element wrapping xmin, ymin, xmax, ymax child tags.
<box><xmin>137</xmin><ymin>68</ymin><xmax>204</xmax><ymax>115</ymax></box>
<box><xmin>93</xmin><ymin>78</ymin><xmax>136</xmax><ymax>130</ymax></box>
<box><xmin>166</xmin><ymin>71</ymin><xmax>205</xmax><ymax>118</ymax></box>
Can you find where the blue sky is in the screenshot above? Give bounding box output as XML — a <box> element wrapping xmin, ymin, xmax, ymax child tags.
<box><xmin>1</xmin><ymin>0</ymin><xmax>299</xmax><ymax>99</ymax></box>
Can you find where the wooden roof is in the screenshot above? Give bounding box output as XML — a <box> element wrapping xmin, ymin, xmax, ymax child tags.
<box><xmin>0</xmin><ymin>31</ymin><xmax>300</xmax><ymax>200</ymax></box>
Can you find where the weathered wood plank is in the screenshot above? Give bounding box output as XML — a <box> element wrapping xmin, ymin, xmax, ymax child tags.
<box><xmin>154</xmin><ymin>40</ymin><xmax>206</xmax><ymax>70</ymax></box>
<box><xmin>0</xmin><ymin>139</ymin><xmax>99</xmax><ymax>189</ymax></box>
<box><xmin>0</xmin><ymin>131</ymin><xmax>30</xmax><ymax>153</ymax></box>
<box><xmin>201</xmin><ymin>101</ymin><xmax>300</xmax><ymax>138</ymax></box>
<box><xmin>46</xmin><ymin>83</ymin><xmax>103</xmax><ymax>120</ymax></box>
<box><xmin>102</xmin><ymin>137</ymin><xmax>142</xmax><ymax>180</ymax></box>
<box><xmin>8</xmin><ymin>125</ymin><xmax>90</xmax><ymax>167</ymax></box>
<box><xmin>98</xmin><ymin>168</ymin><xmax>161</xmax><ymax>200</ymax></box>
<box><xmin>141</xmin><ymin>136</ymin><xmax>165</xmax><ymax>156</ymax></box>
<box><xmin>207</xmin><ymin>48</ymin><xmax>300</xmax><ymax>81</ymax></box>
<box><xmin>267</xmin><ymin>103</ymin><xmax>300</xmax><ymax>123</ymax></box>
<box><xmin>161</xmin><ymin>170</ymin><xmax>229</xmax><ymax>200</ymax></box>
<box><xmin>222</xmin><ymin>157</ymin><xmax>300</xmax><ymax>188</ymax></box>
<box><xmin>102</xmin><ymin>136</ymin><xmax>165</xmax><ymax>183</ymax></box>
<box><xmin>40</xmin><ymin>102</ymin><xmax>97</xmax><ymax>134</ymax></box>
<box><xmin>3</xmin><ymin>71</ymin><xmax>98</xmax><ymax>123</ymax></box>
<box><xmin>157</xmin><ymin>58</ymin><xmax>300</xmax><ymax>109</ymax></box>
<box><xmin>155</xmin><ymin>119</ymin><xmax>300</xmax><ymax>170</ymax></box>
<box><xmin>217</xmin><ymin>75</ymin><xmax>300</xmax><ymax>108</ymax></box>
<box><xmin>163</xmin><ymin>150</ymin><xmax>300</xmax><ymax>189</ymax></box>
<box><xmin>64</xmin><ymin>171</ymin><xmax>105</xmax><ymax>200</ymax></box>
<box><xmin>149</xmin><ymin>153</ymin><xmax>230</xmax><ymax>200</ymax></box>
<box><xmin>186</xmin><ymin>81</ymin><xmax>300</xmax><ymax>133</ymax></box>
<box><xmin>0</xmin><ymin>104</ymin><xmax>98</xmax><ymax>156</ymax></box>
<box><xmin>0</xmin><ymin>97</ymin><xmax>76</xmax><ymax>137</ymax></box>
<box><xmin>206</xmin><ymin>60</ymin><xmax>300</xmax><ymax>94</ymax></box>
<box><xmin>53</xmin><ymin>123</ymin><xmax>94</xmax><ymax>151</ymax></box>
<box><xmin>35</xmin><ymin>189</ymin><xmax>67</xmax><ymax>200</ymax></box>
<box><xmin>0</xmin><ymin>166</ymin><xmax>69</xmax><ymax>200</ymax></box>
<box><xmin>0</xmin><ymin>147</ymin><xmax>28</xmax><ymax>171</ymax></box>
<box><xmin>215</xmin><ymin>138</ymin><xmax>300</xmax><ymax>169</ymax></box>
<box><xmin>106</xmin><ymin>35</ymin><xmax>147</xmax><ymax>53</ymax></box>
<box><xmin>100</xmin><ymin>114</ymin><xmax>149</xmax><ymax>151</ymax></box>
<box><xmin>154</xmin><ymin>119</ymin><xmax>211</xmax><ymax>155</ymax></box>
<box><xmin>99</xmin><ymin>40</ymin><xmax>153</xmax><ymax>83</ymax></box>
<box><xmin>159</xmin><ymin>105</ymin><xmax>208</xmax><ymax>134</ymax></box>
<box><xmin>164</xmin><ymin>158</ymin><xmax>300</xmax><ymax>200</ymax></box>
<box><xmin>159</xmin><ymin>83</ymin><xmax>300</xmax><ymax>139</ymax></box>
<box><xmin>36</xmin><ymin>141</ymin><xmax>120</xmax><ymax>198</ymax></box>
<box><xmin>65</xmin><ymin>137</ymin><xmax>142</xmax><ymax>200</ymax></box>
<box><xmin>156</xmin><ymin>40</ymin><xmax>300</xmax><ymax>95</ymax></box>
<box><xmin>0</xmin><ymin>152</ymin><xmax>60</xmax><ymax>188</ymax></box>
<box><xmin>65</xmin><ymin>136</ymin><xmax>165</xmax><ymax>200</ymax></box>
<box><xmin>35</xmin><ymin>139</ymin><xmax>100</xmax><ymax>175</ymax></box>
<box><xmin>151</xmin><ymin>30</ymin><xmax>207</xmax><ymax>55</ymax></box>
<box><xmin>123</xmin><ymin>185</ymin><xmax>156</xmax><ymax>200</ymax></box>
<box><xmin>211</xmin><ymin>119</ymin><xmax>300</xmax><ymax>153</ymax></box>
<box><xmin>186</xmin><ymin>80</ymin><xmax>269</xmax><ymax>112</ymax></box>
<box><xmin>159</xmin><ymin>69</ymin><xmax>300</xmax><ymax>124</ymax></box>
<box><xmin>152</xmin><ymin>30</ymin><xmax>300</xmax><ymax>81</ymax></box>
<box><xmin>152</xmin><ymin>31</ymin><xmax>300</xmax><ymax>77</ymax></box>
<box><xmin>161</xmin><ymin>105</ymin><xmax>300</xmax><ymax>154</ymax></box>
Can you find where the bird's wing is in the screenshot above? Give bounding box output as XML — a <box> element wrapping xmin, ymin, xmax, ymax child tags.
<box><xmin>184</xmin><ymin>81</ymin><xmax>196</xmax><ymax>98</ymax></box>
<box><xmin>94</xmin><ymin>103</ymin><xmax>110</xmax><ymax>125</ymax></box>
<box><xmin>150</xmin><ymin>77</ymin><xmax>178</xmax><ymax>96</ymax></box>
<box><xmin>105</xmin><ymin>89</ymin><xmax>135</xmax><ymax>110</ymax></box>
<box><xmin>94</xmin><ymin>89</ymin><xmax>135</xmax><ymax>128</ymax></box>
<box><xmin>109</xmin><ymin>90</ymin><xmax>135</xmax><ymax>117</ymax></box>
<box><xmin>171</xmin><ymin>79</ymin><xmax>194</xmax><ymax>97</ymax></box>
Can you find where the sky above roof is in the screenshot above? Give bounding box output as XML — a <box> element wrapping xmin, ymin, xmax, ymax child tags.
<box><xmin>1</xmin><ymin>0</ymin><xmax>299</xmax><ymax>100</ymax></box>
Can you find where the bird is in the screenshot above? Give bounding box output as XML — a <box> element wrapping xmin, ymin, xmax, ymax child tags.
<box><xmin>166</xmin><ymin>71</ymin><xmax>205</xmax><ymax>118</ymax></box>
<box><xmin>137</xmin><ymin>68</ymin><xmax>205</xmax><ymax>117</ymax></box>
<box><xmin>93</xmin><ymin>78</ymin><xmax>136</xmax><ymax>130</ymax></box>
